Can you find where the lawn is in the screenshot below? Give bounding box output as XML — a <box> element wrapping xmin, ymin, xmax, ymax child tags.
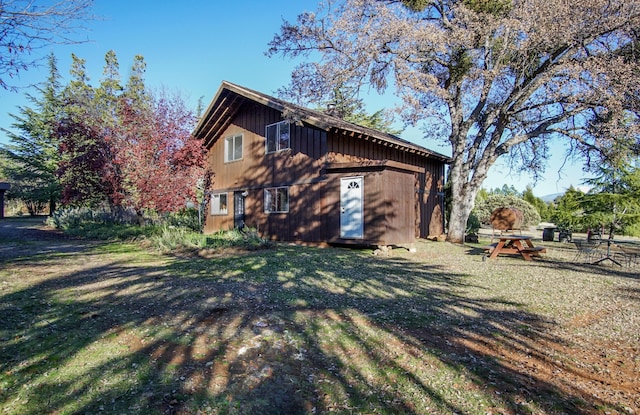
<box><xmin>0</xmin><ymin>217</ymin><xmax>638</xmax><ymax>414</ymax></box>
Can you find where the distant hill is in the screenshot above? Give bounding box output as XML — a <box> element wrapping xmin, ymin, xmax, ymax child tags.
<box><xmin>541</xmin><ymin>193</ymin><xmax>563</xmax><ymax>202</ymax></box>
<box><xmin>540</xmin><ymin>186</ymin><xmax>591</xmax><ymax>202</ymax></box>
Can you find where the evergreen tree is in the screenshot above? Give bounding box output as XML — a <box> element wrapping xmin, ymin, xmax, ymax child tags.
<box><xmin>523</xmin><ymin>186</ymin><xmax>550</xmax><ymax>221</ymax></box>
<box><xmin>95</xmin><ymin>50</ymin><xmax>126</xmax><ymax>206</ymax></box>
<box><xmin>581</xmin><ymin>164</ymin><xmax>640</xmax><ymax>237</ymax></box>
<box><xmin>551</xmin><ymin>187</ymin><xmax>587</xmax><ymax>232</ymax></box>
<box><xmin>0</xmin><ymin>53</ymin><xmax>62</xmax><ymax>214</ymax></box>
<box><xmin>312</xmin><ymin>85</ymin><xmax>403</xmax><ymax>135</ymax></box>
<box><xmin>57</xmin><ymin>53</ymin><xmax>113</xmax><ymax>206</ymax></box>
<box><xmin>123</xmin><ymin>55</ymin><xmax>148</xmax><ymax>109</ymax></box>
<box><xmin>578</xmin><ymin>118</ymin><xmax>640</xmax><ymax>237</ymax></box>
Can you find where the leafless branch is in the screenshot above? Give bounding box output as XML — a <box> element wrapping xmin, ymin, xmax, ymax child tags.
<box><xmin>0</xmin><ymin>0</ymin><xmax>95</xmax><ymax>90</ymax></box>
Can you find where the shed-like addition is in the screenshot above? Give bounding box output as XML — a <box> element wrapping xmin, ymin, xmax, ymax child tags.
<box><xmin>193</xmin><ymin>81</ymin><xmax>449</xmax><ymax>246</ymax></box>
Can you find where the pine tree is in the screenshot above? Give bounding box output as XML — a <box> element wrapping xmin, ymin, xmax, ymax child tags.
<box><xmin>0</xmin><ymin>53</ymin><xmax>63</xmax><ymax>214</ymax></box>
<box><xmin>57</xmin><ymin>53</ymin><xmax>113</xmax><ymax>206</ymax></box>
<box><xmin>95</xmin><ymin>50</ymin><xmax>126</xmax><ymax>206</ymax></box>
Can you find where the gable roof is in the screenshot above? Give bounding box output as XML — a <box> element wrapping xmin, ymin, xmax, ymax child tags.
<box><xmin>193</xmin><ymin>81</ymin><xmax>450</xmax><ymax>162</ymax></box>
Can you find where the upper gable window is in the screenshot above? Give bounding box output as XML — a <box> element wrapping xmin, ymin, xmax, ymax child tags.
<box><xmin>224</xmin><ymin>133</ymin><xmax>243</xmax><ymax>162</ymax></box>
<box><xmin>265</xmin><ymin>121</ymin><xmax>290</xmax><ymax>153</ymax></box>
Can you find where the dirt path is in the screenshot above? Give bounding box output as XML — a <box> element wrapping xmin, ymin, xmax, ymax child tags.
<box><xmin>0</xmin><ymin>216</ymin><xmax>92</xmax><ymax>261</ymax></box>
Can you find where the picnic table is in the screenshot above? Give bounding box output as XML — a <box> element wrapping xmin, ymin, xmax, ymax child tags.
<box><xmin>484</xmin><ymin>235</ymin><xmax>546</xmax><ymax>261</ymax></box>
<box><xmin>611</xmin><ymin>240</ymin><xmax>640</xmax><ymax>267</ymax></box>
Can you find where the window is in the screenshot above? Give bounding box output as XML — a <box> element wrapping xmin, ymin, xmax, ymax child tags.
<box><xmin>265</xmin><ymin>121</ymin><xmax>290</xmax><ymax>153</ymax></box>
<box><xmin>224</xmin><ymin>134</ymin><xmax>243</xmax><ymax>162</ymax></box>
<box><xmin>210</xmin><ymin>192</ymin><xmax>228</xmax><ymax>215</ymax></box>
<box><xmin>264</xmin><ymin>187</ymin><xmax>289</xmax><ymax>213</ymax></box>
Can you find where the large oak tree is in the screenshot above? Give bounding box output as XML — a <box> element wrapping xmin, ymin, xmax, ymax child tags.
<box><xmin>268</xmin><ymin>0</ymin><xmax>640</xmax><ymax>243</ymax></box>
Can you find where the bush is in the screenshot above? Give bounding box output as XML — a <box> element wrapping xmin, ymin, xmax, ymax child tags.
<box><xmin>620</xmin><ymin>222</ymin><xmax>640</xmax><ymax>237</ymax></box>
<box><xmin>48</xmin><ymin>206</ymin><xmax>271</xmax><ymax>253</ymax></box>
<box><xmin>144</xmin><ymin>226</ymin><xmax>270</xmax><ymax>253</ymax></box>
<box><xmin>47</xmin><ymin>206</ymin><xmax>140</xmax><ymax>229</ymax></box>
<box><xmin>164</xmin><ymin>208</ymin><xmax>201</xmax><ymax>232</ymax></box>
<box><xmin>473</xmin><ymin>195</ymin><xmax>541</xmax><ymax>228</ymax></box>
<box><xmin>466</xmin><ymin>211</ymin><xmax>481</xmax><ymax>234</ymax></box>
<box><xmin>205</xmin><ymin>227</ymin><xmax>270</xmax><ymax>250</ymax></box>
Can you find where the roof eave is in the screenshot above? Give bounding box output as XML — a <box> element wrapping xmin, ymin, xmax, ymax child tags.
<box><xmin>194</xmin><ymin>81</ymin><xmax>451</xmax><ymax>163</ymax></box>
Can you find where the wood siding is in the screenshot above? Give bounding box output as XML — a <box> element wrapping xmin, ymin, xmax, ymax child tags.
<box><xmin>203</xmin><ymin>100</ymin><xmax>446</xmax><ymax>244</ymax></box>
<box><xmin>326</xmin><ymin>130</ymin><xmax>446</xmax><ymax>239</ymax></box>
<box><xmin>204</xmin><ymin>102</ymin><xmax>329</xmax><ymax>238</ymax></box>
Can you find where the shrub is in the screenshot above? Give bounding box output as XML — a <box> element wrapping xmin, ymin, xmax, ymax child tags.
<box><xmin>466</xmin><ymin>211</ymin><xmax>481</xmax><ymax>234</ymax></box>
<box><xmin>164</xmin><ymin>208</ymin><xmax>201</xmax><ymax>232</ymax></box>
<box><xmin>47</xmin><ymin>206</ymin><xmax>139</xmax><ymax>229</ymax></box>
<box><xmin>48</xmin><ymin>206</ymin><xmax>271</xmax><ymax>253</ymax></box>
<box><xmin>204</xmin><ymin>227</ymin><xmax>270</xmax><ymax>250</ymax></box>
<box><xmin>144</xmin><ymin>226</ymin><xmax>270</xmax><ymax>253</ymax></box>
<box><xmin>473</xmin><ymin>195</ymin><xmax>541</xmax><ymax>228</ymax></box>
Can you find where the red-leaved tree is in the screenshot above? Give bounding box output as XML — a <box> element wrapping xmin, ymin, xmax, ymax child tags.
<box><xmin>56</xmin><ymin>52</ymin><xmax>204</xmax><ymax>218</ymax></box>
<box><xmin>114</xmin><ymin>90</ymin><xmax>204</xmax><ymax>217</ymax></box>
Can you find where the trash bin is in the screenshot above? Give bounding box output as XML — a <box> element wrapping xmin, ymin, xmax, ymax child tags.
<box><xmin>542</xmin><ymin>227</ymin><xmax>555</xmax><ymax>241</ymax></box>
<box><xmin>558</xmin><ymin>229</ymin><xmax>572</xmax><ymax>243</ymax></box>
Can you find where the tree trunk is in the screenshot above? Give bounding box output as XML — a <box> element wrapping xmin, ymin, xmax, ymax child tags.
<box><xmin>446</xmin><ymin>157</ymin><xmax>483</xmax><ymax>244</ymax></box>
<box><xmin>135</xmin><ymin>209</ymin><xmax>145</xmax><ymax>226</ymax></box>
<box><xmin>447</xmin><ymin>193</ymin><xmax>476</xmax><ymax>244</ymax></box>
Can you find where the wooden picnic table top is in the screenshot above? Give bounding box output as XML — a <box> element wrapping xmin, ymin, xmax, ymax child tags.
<box><xmin>496</xmin><ymin>235</ymin><xmax>532</xmax><ymax>240</ymax></box>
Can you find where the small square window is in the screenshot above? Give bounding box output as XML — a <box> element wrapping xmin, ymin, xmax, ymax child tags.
<box><xmin>265</xmin><ymin>121</ymin><xmax>290</xmax><ymax>153</ymax></box>
<box><xmin>264</xmin><ymin>187</ymin><xmax>289</xmax><ymax>213</ymax></box>
<box><xmin>224</xmin><ymin>134</ymin><xmax>243</xmax><ymax>162</ymax></box>
<box><xmin>210</xmin><ymin>192</ymin><xmax>228</xmax><ymax>215</ymax></box>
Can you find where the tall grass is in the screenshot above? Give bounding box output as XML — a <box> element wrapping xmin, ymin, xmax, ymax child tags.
<box><xmin>145</xmin><ymin>226</ymin><xmax>269</xmax><ymax>253</ymax></box>
<box><xmin>146</xmin><ymin>225</ymin><xmax>207</xmax><ymax>252</ymax></box>
<box><xmin>47</xmin><ymin>206</ymin><xmax>270</xmax><ymax>253</ymax></box>
<box><xmin>204</xmin><ymin>227</ymin><xmax>271</xmax><ymax>250</ymax></box>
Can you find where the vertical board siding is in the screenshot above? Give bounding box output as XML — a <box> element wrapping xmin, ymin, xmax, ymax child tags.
<box><xmin>204</xmin><ymin>100</ymin><xmax>446</xmax><ymax>243</ymax></box>
<box><xmin>204</xmin><ymin>103</ymin><xmax>331</xmax><ymax>240</ymax></box>
<box><xmin>327</xmin><ymin>131</ymin><xmax>446</xmax><ymax>240</ymax></box>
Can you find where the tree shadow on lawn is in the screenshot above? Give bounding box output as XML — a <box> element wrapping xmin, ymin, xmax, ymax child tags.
<box><xmin>0</xmin><ymin>234</ymin><xmax>633</xmax><ymax>414</ymax></box>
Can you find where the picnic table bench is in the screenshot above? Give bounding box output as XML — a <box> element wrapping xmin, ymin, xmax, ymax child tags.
<box><xmin>483</xmin><ymin>235</ymin><xmax>546</xmax><ymax>261</ymax></box>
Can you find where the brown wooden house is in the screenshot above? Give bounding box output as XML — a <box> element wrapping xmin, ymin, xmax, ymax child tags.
<box><xmin>0</xmin><ymin>182</ymin><xmax>9</xmax><ymax>219</ymax></box>
<box><xmin>193</xmin><ymin>81</ymin><xmax>449</xmax><ymax>246</ymax></box>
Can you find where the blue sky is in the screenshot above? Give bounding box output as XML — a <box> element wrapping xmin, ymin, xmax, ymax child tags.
<box><xmin>0</xmin><ymin>0</ymin><xmax>587</xmax><ymax>197</ymax></box>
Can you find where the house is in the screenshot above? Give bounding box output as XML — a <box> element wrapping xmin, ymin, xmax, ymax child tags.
<box><xmin>0</xmin><ymin>182</ymin><xmax>9</xmax><ymax>219</ymax></box>
<box><xmin>193</xmin><ymin>81</ymin><xmax>449</xmax><ymax>246</ymax></box>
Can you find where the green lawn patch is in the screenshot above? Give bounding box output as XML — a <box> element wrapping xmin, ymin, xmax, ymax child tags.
<box><xmin>1</xmin><ymin>218</ymin><xmax>638</xmax><ymax>414</ymax></box>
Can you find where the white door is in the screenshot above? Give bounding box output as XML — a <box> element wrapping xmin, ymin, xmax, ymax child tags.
<box><xmin>340</xmin><ymin>176</ymin><xmax>364</xmax><ymax>239</ymax></box>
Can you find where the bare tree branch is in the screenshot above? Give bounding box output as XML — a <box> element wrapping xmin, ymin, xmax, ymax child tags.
<box><xmin>268</xmin><ymin>0</ymin><xmax>640</xmax><ymax>242</ymax></box>
<box><xmin>0</xmin><ymin>0</ymin><xmax>94</xmax><ymax>90</ymax></box>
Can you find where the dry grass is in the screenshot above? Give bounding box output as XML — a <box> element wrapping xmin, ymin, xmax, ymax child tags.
<box><xmin>0</xmin><ymin>217</ymin><xmax>638</xmax><ymax>414</ymax></box>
